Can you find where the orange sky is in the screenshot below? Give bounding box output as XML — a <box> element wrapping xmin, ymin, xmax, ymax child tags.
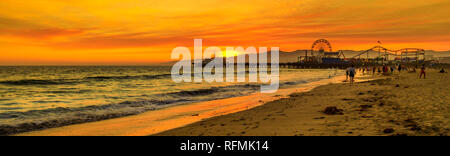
<box><xmin>1</xmin><ymin>0</ymin><xmax>449</xmax><ymax>65</ymax></box>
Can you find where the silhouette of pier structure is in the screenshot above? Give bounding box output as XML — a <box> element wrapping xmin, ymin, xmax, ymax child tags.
<box><xmin>281</xmin><ymin>39</ymin><xmax>427</xmax><ymax>69</ymax></box>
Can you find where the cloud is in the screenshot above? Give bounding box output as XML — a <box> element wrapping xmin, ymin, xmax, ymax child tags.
<box><xmin>0</xmin><ymin>17</ymin><xmax>85</xmax><ymax>39</ymax></box>
<box><xmin>0</xmin><ymin>28</ymin><xmax>84</xmax><ymax>39</ymax></box>
<box><xmin>49</xmin><ymin>33</ymin><xmax>192</xmax><ymax>49</ymax></box>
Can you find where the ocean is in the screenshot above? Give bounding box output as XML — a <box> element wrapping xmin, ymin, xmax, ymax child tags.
<box><xmin>0</xmin><ymin>66</ymin><xmax>342</xmax><ymax>134</ymax></box>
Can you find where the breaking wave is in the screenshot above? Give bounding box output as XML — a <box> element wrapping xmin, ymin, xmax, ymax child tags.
<box><xmin>0</xmin><ymin>80</ymin><xmax>302</xmax><ymax>135</ymax></box>
<box><xmin>0</xmin><ymin>74</ymin><xmax>172</xmax><ymax>86</ymax></box>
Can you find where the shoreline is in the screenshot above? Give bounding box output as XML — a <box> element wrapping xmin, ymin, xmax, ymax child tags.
<box><xmin>15</xmin><ymin>73</ymin><xmax>363</xmax><ymax>136</ymax></box>
<box><xmin>155</xmin><ymin>70</ymin><xmax>449</xmax><ymax>136</ymax></box>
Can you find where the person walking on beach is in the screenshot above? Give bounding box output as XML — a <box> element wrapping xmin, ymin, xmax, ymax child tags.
<box><xmin>349</xmin><ymin>65</ymin><xmax>356</xmax><ymax>83</ymax></box>
<box><xmin>419</xmin><ymin>65</ymin><xmax>426</xmax><ymax>79</ymax></box>
<box><xmin>345</xmin><ymin>67</ymin><xmax>350</xmax><ymax>81</ymax></box>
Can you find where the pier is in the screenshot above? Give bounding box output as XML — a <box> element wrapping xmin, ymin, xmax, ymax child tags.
<box><xmin>280</xmin><ymin>39</ymin><xmax>431</xmax><ymax>69</ymax></box>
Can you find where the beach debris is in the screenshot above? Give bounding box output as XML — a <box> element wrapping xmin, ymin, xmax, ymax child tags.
<box><xmin>192</xmin><ymin>113</ymin><xmax>199</xmax><ymax>116</ymax></box>
<box><xmin>395</xmin><ymin>84</ymin><xmax>400</xmax><ymax>87</ymax></box>
<box><xmin>391</xmin><ymin>133</ymin><xmax>408</xmax><ymax>136</ymax></box>
<box><xmin>289</xmin><ymin>93</ymin><xmax>301</xmax><ymax>97</ymax></box>
<box><xmin>409</xmin><ymin>125</ymin><xmax>422</xmax><ymax>131</ymax></box>
<box><xmin>362</xmin><ymin>97</ymin><xmax>377</xmax><ymax>102</ymax></box>
<box><xmin>360</xmin><ymin>104</ymin><xmax>373</xmax><ymax>109</ymax></box>
<box><xmin>314</xmin><ymin>117</ymin><xmax>325</xmax><ymax>119</ymax></box>
<box><xmin>361</xmin><ymin>115</ymin><xmax>373</xmax><ymax>118</ymax></box>
<box><xmin>342</xmin><ymin>98</ymin><xmax>355</xmax><ymax>101</ymax></box>
<box><xmin>404</xmin><ymin>119</ymin><xmax>422</xmax><ymax>131</ymax></box>
<box><xmin>383</xmin><ymin>128</ymin><xmax>395</xmax><ymax>134</ymax></box>
<box><xmin>323</xmin><ymin>106</ymin><xmax>343</xmax><ymax>115</ymax></box>
<box><xmin>358</xmin><ymin>92</ymin><xmax>364</xmax><ymax>95</ymax></box>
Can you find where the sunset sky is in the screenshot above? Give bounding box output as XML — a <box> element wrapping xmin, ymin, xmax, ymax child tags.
<box><xmin>1</xmin><ymin>0</ymin><xmax>449</xmax><ymax>65</ymax></box>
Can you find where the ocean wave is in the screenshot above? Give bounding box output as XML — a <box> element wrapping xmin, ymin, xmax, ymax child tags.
<box><xmin>0</xmin><ymin>79</ymin><xmax>78</xmax><ymax>85</ymax></box>
<box><xmin>32</xmin><ymin>100</ymin><xmax>70</xmax><ymax>104</ymax></box>
<box><xmin>0</xmin><ymin>83</ymin><xmax>264</xmax><ymax>135</ymax></box>
<box><xmin>0</xmin><ymin>74</ymin><xmax>172</xmax><ymax>86</ymax></box>
<box><xmin>0</xmin><ymin>98</ymin><xmax>195</xmax><ymax>135</ymax></box>
<box><xmin>163</xmin><ymin>84</ymin><xmax>261</xmax><ymax>98</ymax></box>
<box><xmin>84</xmin><ymin>74</ymin><xmax>171</xmax><ymax>80</ymax></box>
<box><xmin>0</xmin><ymin>99</ymin><xmax>10</xmax><ymax>102</ymax></box>
<box><xmin>165</xmin><ymin>88</ymin><xmax>219</xmax><ymax>96</ymax></box>
<box><xmin>0</xmin><ymin>98</ymin><xmax>192</xmax><ymax>120</ymax></box>
<box><xmin>42</xmin><ymin>90</ymin><xmax>92</xmax><ymax>94</ymax></box>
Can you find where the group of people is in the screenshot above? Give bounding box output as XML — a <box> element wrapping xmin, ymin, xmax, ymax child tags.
<box><xmin>359</xmin><ymin>65</ymin><xmax>397</xmax><ymax>75</ymax></box>
<box><xmin>346</xmin><ymin>64</ymin><xmax>432</xmax><ymax>83</ymax></box>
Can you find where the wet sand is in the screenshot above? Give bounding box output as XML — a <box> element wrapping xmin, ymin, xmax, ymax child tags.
<box><xmin>17</xmin><ymin>74</ymin><xmax>353</xmax><ymax>136</ymax></box>
<box><xmin>156</xmin><ymin>70</ymin><xmax>449</xmax><ymax>136</ymax></box>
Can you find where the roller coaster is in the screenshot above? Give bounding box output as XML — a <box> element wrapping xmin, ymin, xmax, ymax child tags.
<box><xmin>351</xmin><ymin>45</ymin><xmax>425</xmax><ymax>63</ymax></box>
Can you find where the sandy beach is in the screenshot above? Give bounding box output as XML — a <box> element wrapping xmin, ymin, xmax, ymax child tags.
<box><xmin>156</xmin><ymin>70</ymin><xmax>449</xmax><ymax>136</ymax></box>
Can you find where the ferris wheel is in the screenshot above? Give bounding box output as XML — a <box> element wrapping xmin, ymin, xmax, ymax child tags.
<box><xmin>311</xmin><ymin>39</ymin><xmax>332</xmax><ymax>53</ymax></box>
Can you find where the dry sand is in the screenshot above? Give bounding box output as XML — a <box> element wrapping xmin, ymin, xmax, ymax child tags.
<box><xmin>156</xmin><ymin>70</ymin><xmax>449</xmax><ymax>136</ymax></box>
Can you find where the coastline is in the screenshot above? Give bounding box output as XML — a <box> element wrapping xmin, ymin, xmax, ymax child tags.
<box><xmin>16</xmin><ymin>73</ymin><xmax>360</xmax><ymax>136</ymax></box>
<box><xmin>155</xmin><ymin>70</ymin><xmax>449</xmax><ymax>136</ymax></box>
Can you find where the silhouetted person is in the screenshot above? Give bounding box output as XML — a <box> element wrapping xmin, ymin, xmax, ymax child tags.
<box><xmin>349</xmin><ymin>65</ymin><xmax>356</xmax><ymax>83</ymax></box>
<box><xmin>419</xmin><ymin>65</ymin><xmax>426</xmax><ymax>79</ymax></box>
<box><xmin>383</xmin><ymin>65</ymin><xmax>388</xmax><ymax>74</ymax></box>
<box><xmin>345</xmin><ymin>67</ymin><xmax>349</xmax><ymax>81</ymax></box>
